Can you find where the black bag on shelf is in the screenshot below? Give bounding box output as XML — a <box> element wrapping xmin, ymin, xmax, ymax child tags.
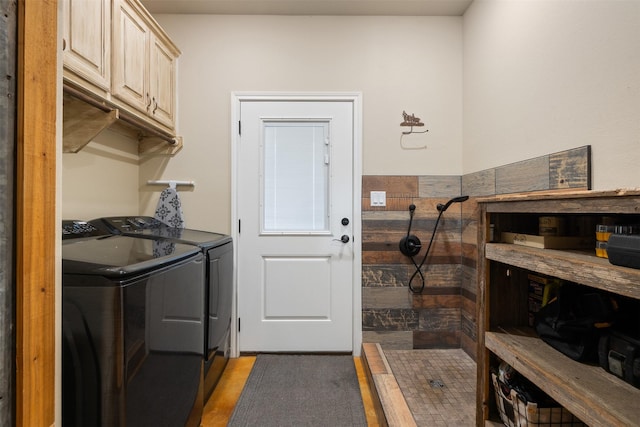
<box><xmin>599</xmin><ymin>329</ymin><xmax>640</xmax><ymax>388</ymax></box>
<box><xmin>534</xmin><ymin>284</ymin><xmax>617</xmax><ymax>362</ymax></box>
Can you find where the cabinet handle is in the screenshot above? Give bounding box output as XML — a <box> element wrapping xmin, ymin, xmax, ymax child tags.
<box><xmin>62</xmin><ymin>38</ymin><xmax>66</xmax><ymax>51</ymax></box>
<box><xmin>146</xmin><ymin>93</ymin><xmax>152</xmax><ymax>110</ymax></box>
<box><xmin>153</xmin><ymin>98</ymin><xmax>158</xmax><ymax>114</ymax></box>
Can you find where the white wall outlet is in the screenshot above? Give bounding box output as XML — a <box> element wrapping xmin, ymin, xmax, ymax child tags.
<box><xmin>370</xmin><ymin>191</ymin><xmax>386</xmax><ymax>207</ymax></box>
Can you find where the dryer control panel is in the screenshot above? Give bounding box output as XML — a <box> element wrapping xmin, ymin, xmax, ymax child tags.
<box><xmin>93</xmin><ymin>216</ymin><xmax>164</xmax><ymax>234</ymax></box>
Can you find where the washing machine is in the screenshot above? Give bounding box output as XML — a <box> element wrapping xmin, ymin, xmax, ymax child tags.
<box><xmin>90</xmin><ymin>216</ymin><xmax>233</xmax><ymax>400</ymax></box>
<box><xmin>62</xmin><ymin>220</ymin><xmax>205</xmax><ymax>427</ymax></box>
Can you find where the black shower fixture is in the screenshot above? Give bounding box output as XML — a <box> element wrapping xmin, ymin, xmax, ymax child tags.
<box><xmin>399</xmin><ymin>204</ymin><xmax>422</xmax><ymax>257</ymax></box>
<box><xmin>437</xmin><ymin>195</ymin><xmax>469</xmax><ymax>212</ymax></box>
<box><xmin>399</xmin><ymin>195</ymin><xmax>469</xmax><ymax>293</ymax></box>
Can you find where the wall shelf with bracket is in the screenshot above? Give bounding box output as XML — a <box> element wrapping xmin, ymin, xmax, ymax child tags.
<box><xmin>62</xmin><ymin>84</ymin><xmax>182</xmax><ymax>156</ymax></box>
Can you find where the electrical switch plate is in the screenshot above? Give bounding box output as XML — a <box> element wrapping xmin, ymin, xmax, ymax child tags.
<box><xmin>370</xmin><ymin>191</ymin><xmax>386</xmax><ymax>207</ymax></box>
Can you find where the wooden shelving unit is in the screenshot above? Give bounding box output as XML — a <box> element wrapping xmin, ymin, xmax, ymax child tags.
<box><xmin>476</xmin><ymin>190</ymin><xmax>640</xmax><ymax>427</ymax></box>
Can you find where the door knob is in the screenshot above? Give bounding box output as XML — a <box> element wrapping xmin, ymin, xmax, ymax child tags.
<box><xmin>333</xmin><ymin>235</ymin><xmax>350</xmax><ymax>243</ymax></box>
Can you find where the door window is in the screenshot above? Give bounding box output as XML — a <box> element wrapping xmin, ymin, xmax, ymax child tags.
<box><xmin>262</xmin><ymin>121</ymin><xmax>330</xmax><ymax>233</ymax></box>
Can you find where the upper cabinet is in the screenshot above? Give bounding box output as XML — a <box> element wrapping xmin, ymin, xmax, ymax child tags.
<box><xmin>62</xmin><ymin>0</ymin><xmax>111</xmax><ymax>95</ymax></box>
<box><xmin>62</xmin><ymin>0</ymin><xmax>182</xmax><ymax>154</ymax></box>
<box><xmin>111</xmin><ymin>0</ymin><xmax>149</xmax><ymax>116</ymax></box>
<box><xmin>148</xmin><ymin>34</ymin><xmax>179</xmax><ymax>128</ymax></box>
<box><xmin>112</xmin><ymin>0</ymin><xmax>179</xmax><ymax>131</ymax></box>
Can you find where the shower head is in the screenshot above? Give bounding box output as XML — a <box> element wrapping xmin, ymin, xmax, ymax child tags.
<box><xmin>436</xmin><ymin>195</ymin><xmax>469</xmax><ymax>212</ymax></box>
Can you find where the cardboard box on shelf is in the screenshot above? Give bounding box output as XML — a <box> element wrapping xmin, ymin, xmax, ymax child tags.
<box><xmin>501</xmin><ymin>232</ymin><xmax>594</xmax><ymax>250</ymax></box>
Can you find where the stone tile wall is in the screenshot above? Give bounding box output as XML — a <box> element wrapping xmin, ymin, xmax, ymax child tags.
<box><xmin>362</xmin><ymin>175</ymin><xmax>466</xmax><ymax>350</ymax></box>
<box><xmin>362</xmin><ymin>146</ymin><xmax>591</xmax><ymax>360</ymax></box>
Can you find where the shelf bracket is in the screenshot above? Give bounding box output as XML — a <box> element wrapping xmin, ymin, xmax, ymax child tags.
<box><xmin>63</xmin><ymin>94</ymin><xmax>119</xmax><ymax>153</ymax></box>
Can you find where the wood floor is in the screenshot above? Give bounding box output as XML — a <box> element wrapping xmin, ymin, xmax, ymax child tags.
<box><xmin>200</xmin><ymin>356</ymin><xmax>380</xmax><ymax>426</ymax></box>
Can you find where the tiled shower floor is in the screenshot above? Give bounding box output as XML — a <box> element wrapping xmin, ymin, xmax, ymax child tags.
<box><xmin>383</xmin><ymin>349</ymin><xmax>476</xmax><ymax>426</ymax></box>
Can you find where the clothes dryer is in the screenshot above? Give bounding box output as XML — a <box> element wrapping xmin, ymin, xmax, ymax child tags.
<box><xmin>91</xmin><ymin>216</ymin><xmax>233</xmax><ymax>399</ymax></box>
<box><xmin>62</xmin><ymin>220</ymin><xmax>205</xmax><ymax>427</ymax></box>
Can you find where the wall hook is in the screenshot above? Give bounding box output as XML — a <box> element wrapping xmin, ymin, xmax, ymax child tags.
<box><xmin>400</xmin><ymin>111</ymin><xmax>428</xmax><ymax>150</ymax></box>
<box><xmin>401</xmin><ymin>111</ymin><xmax>425</xmax><ymax>128</ymax></box>
<box><xmin>147</xmin><ymin>180</ymin><xmax>196</xmax><ymax>189</ymax></box>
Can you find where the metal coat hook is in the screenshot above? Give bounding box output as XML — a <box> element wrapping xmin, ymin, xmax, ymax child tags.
<box><xmin>400</xmin><ymin>111</ymin><xmax>428</xmax><ymax>150</ymax></box>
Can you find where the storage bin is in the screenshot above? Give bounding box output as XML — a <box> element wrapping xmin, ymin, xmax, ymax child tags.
<box><xmin>491</xmin><ymin>373</ymin><xmax>585</xmax><ymax>427</ymax></box>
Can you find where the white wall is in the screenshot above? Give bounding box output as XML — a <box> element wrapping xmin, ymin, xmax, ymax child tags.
<box><xmin>62</xmin><ymin>129</ymin><xmax>139</xmax><ymax>219</ymax></box>
<box><xmin>140</xmin><ymin>15</ymin><xmax>464</xmax><ymax>232</ymax></box>
<box><xmin>463</xmin><ymin>0</ymin><xmax>640</xmax><ymax>190</ymax></box>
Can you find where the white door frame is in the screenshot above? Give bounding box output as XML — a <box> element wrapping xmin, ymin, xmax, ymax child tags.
<box><xmin>230</xmin><ymin>92</ymin><xmax>363</xmax><ymax>357</ymax></box>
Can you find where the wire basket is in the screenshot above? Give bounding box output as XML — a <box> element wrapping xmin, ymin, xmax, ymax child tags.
<box><xmin>491</xmin><ymin>373</ymin><xmax>585</xmax><ymax>427</ymax></box>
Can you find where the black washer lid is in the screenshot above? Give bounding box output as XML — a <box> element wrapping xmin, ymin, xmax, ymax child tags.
<box><xmin>132</xmin><ymin>227</ymin><xmax>232</xmax><ymax>247</ymax></box>
<box><xmin>91</xmin><ymin>216</ymin><xmax>232</xmax><ymax>248</ymax></box>
<box><xmin>62</xmin><ymin>235</ymin><xmax>200</xmax><ymax>277</ymax></box>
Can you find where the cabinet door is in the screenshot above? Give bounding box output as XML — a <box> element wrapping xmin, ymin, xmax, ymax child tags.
<box><xmin>62</xmin><ymin>0</ymin><xmax>111</xmax><ymax>92</ymax></box>
<box><xmin>112</xmin><ymin>0</ymin><xmax>150</xmax><ymax>115</ymax></box>
<box><xmin>149</xmin><ymin>35</ymin><xmax>177</xmax><ymax>128</ymax></box>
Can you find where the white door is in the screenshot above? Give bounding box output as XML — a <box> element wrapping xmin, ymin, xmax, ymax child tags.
<box><xmin>236</xmin><ymin>97</ymin><xmax>358</xmax><ymax>353</ymax></box>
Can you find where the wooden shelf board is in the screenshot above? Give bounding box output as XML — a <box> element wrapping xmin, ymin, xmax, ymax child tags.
<box><xmin>485</xmin><ymin>330</ymin><xmax>640</xmax><ymax>426</ymax></box>
<box><xmin>482</xmin><ymin>191</ymin><xmax>640</xmax><ymax>215</ymax></box>
<box><xmin>486</xmin><ymin>243</ymin><xmax>640</xmax><ymax>300</ymax></box>
<box><xmin>478</xmin><ymin>189</ymin><xmax>640</xmax><ymax>205</ymax></box>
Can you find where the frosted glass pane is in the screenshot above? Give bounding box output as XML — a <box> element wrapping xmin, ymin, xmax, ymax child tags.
<box><xmin>263</xmin><ymin>122</ymin><xmax>329</xmax><ymax>232</ymax></box>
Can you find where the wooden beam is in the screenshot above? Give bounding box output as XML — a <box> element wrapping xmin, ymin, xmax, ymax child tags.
<box><xmin>0</xmin><ymin>0</ymin><xmax>17</xmax><ymax>424</ymax></box>
<box><xmin>361</xmin><ymin>343</ymin><xmax>417</xmax><ymax>427</ymax></box>
<box><xmin>16</xmin><ymin>0</ymin><xmax>57</xmax><ymax>426</ymax></box>
<box><xmin>139</xmin><ymin>135</ymin><xmax>183</xmax><ymax>156</ymax></box>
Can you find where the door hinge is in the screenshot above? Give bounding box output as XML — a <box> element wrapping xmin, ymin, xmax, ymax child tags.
<box><xmin>238</xmin><ymin>120</ymin><xmax>241</xmax><ymax>135</ymax></box>
<box><xmin>238</xmin><ymin>317</ymin><xmax>241</xmax><ymax>332</ymax></box>
<box><xmin>238</xmin><ymin>219</ymin><xmax>241</xmax><ymax>234</ymax></box>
